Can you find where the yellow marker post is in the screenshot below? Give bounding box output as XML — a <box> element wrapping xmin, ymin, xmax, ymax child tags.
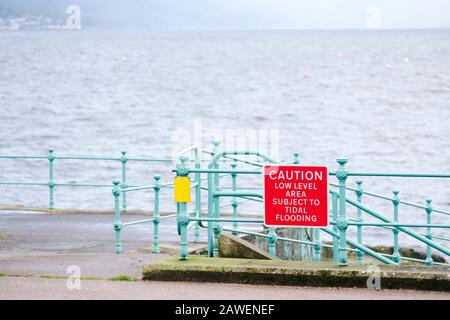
<box><xmin>174</xmin><ymin>176</ymin><xmax>191</xmax><ymax>203</ymax></box>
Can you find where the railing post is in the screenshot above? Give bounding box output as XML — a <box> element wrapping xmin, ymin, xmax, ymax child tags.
<box><xmin>48</xmin><ymin>148</ymin><xmax>55</xmax><ymax>209</ymax></box>
<box><xmin>425</xmin><ymin>199</ymin><xmax>433</xmax><ymax>266</ymax></box>
<box><xmin>293</xmin><ymin>152</ymin><xmax>300</xmax><ymax>165</ymax></box>
<box><xmin>112</xmin><ymin>180</ymin><xmax>123</xmax><ymax>255</ymax></box>
<box><xmin>152</xmin><ymin>175</ymin><xmax>161</xmax><ymax>254</ymax></box>
<box><xmin>231</xmin><ymin>162</ymin><xmax>238</xmax><ymax>234</ymax></box>
<box><xmin>194</xmin><ymin>151</ymin><xmax>201</xmax><ymax>243</ymax></box>
<box><xmin>207</xmin><ymin>169</ymin><xmax>214</xmax><ymax>257</ymax></box>
<box><xmin>212</xmin><ymin>223</ymin><xmax>222</xmax><ymax>258</ymax></box>
<box><xmin>336</xmin><ymin>158</ymin><xmax>348</xmax><ymax>266</ymax></box>
<box><xmin>178</xmin><ymin>201</ymin><xmax>189</xmax><ymax>260</ymax></box>
<box><xmin>120</xmin><ymin>151</ymin><xmax>128</xmax><ymax>212</ymax></box>
<box><xmin>294</xmin><ymin>152</ymin><xmax>313</xmax><ymax>259</ymax></box>
<box><xmin>212</xmin><ymin>140</ymin><xmax>221</xmax><ymax>257</ymax></box>
<box><xmin>268</xmin><ymin>227</ymin><xmax>277</xmax><ymax>256</ymax></box>
<box><xmin>392</xmin><ymin>190</ymin><xmax>400</xmax><ymax>263</ymax></box>
<box><xmin>313</xmin><ymin>228</ymin><xmax>321</xmax><ymax>261</ymax></box>
<box><xmin>176</xmin><ymin>156</ymin><xmax>190</xmax><ymax>260</ymax></box>
<box><xmin>355</xmin><ymin>180</ymin><xmax>364</xmax><ymax>264</ymax></box>
<box><xmin>331</xmin><ymin>192</ymin><xmax>339</xmax><ymax>263</ymax></box>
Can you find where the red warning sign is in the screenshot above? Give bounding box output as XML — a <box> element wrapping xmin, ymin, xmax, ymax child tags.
<box><xmin>263</xmin><ymin>165</ymin><xmax>329</xmax><ymax>227</ymax></box>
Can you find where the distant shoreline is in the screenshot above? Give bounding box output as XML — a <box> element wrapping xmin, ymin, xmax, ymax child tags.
<box><xmin>1</xmin><ymin>25</ymin><xmax>450</xmax><ymax>33</ymax></box>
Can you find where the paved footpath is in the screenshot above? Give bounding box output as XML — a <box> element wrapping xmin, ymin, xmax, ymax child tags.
<box><xmin>1</xmin><ymin>276</ymin><xmax>449</xmax><ymax>300</ymax></box>
<box><xmin>1</xmin><ymin>211</ymin><xmax>449</xmax><ymax>300</ymax></box>
<box><xmin>0</xmin><ymin>211</ymin><xmax>203</xmax><ymax>278</ymax></box>
<box><xmin>0</xmin><ymin>210</ymin><xmax>204</xmax><ymax>255</ymax></box>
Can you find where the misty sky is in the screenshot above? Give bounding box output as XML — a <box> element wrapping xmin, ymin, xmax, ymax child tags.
<box><xmin>1</xmin><ymin>0</ymin><xmax>450</xmax><ymax>29</ymax></box>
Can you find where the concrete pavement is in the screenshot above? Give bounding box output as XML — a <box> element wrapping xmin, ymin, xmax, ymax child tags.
<box><xmin>1</xmin><ymin>276</ymin><xmax>449</xmax><ymax>300</ymax></box>
<box><xmin>1</xmin><ymin>210</ymin><xmax>449</xmax><ymax>300</ymax></box>
<box><xmin>144</xmin><ymin>256</ymin><xmax>450</xmax><ymax>291</ymax></box>
<box><xmin>0</xmin><ymin>252</ymin><xmax>167</xmax><ymax>278</ymax></box>
<box><xmin>0</xmin><ymin>210</ymin><xmax>204</xmax><ymax>255</ymax></box>
<box><xmin>0</xmin><ymin>211</ymin><xmax>208</xmax><ymax>278</ymax></box>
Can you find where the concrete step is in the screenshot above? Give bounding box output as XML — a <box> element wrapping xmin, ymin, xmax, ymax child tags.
<box><xmin>143</xmin><ymin>256</ymin><xmax>450</xmax><ymax>291</ymax></box>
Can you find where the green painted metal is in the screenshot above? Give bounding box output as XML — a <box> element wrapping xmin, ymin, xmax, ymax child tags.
<box><xmin>112</xmin><ymin>179</ymin><xmax>122</xmax><ymax>255</ymax></box>
<box><xmin>207</xmin><ymin>148</ymin><xmax>215</xmax><ymax>257</ymax></box>
<box><xmin>426</xmin><ymin>234</ymin><xmax>450</xmax><ymax>242</ymax></box>
<box><xmin>0</xmin><ymin>155</ymin><xmax>47</xmax><ymax>159</ymax></box>
<box><xmin>320</xmin><ymin>227</ymin><xmax>397</xmax><ymax>265</ymax></box>
<box><xmin>329</xmin><ymin>182</ymin><xmax>450</xmax><ymax>216</ymax></box>
<box><xmin>194</xmin><ymin>150</ymin><xmax>201</xmax><ymax>243</ymax></box>
<box><xmin>122</xmin><ymin>218</ymin><xmax>153</xmax><ymax>227</ymax></box>
<box><xmin>343</xmin><ymin>222</ymin><xmax>450</xmax><ymax>228</ymax></box>
<box><xmin>120</xmin><ymin>151</ymin><xmax>128</xmax><ymax>212</ymax></box>
<box><xmin>190</xmin><ymin>217</ymin><xmax>263</xmax><ymax>223</ymax></box>
<box><xmin>152</xmin><ymin>175</ymin><xmax>161</xmax><ymax>254</ymax></box>
<box><xmin>293</xmin><ymin>151</ymin><xmax>315</xmax><ymax>260</ymax></box>
<box><xmin>231</xmin><ymin>162</ymin><xmax>239</xmax><ymax>235</ymax></box>
<box><xmin>208</xmin><ymin>150</ymin><xmax>276</xmax><ymax>257</ymax></box>
<box><xmin>276</xmin><ymin>235</ymin><xmax>317</xmax><ymax>246</ymax></box>
<box><xmin>178</xmin><ymin>201</ymin><xmax>189</xmax><ymax>260</ymax></box>
<box><xmin>187</xmin><ymin>168</ymin><xmax>261</xmax><ymax>174</ymax></box>
<box><xmin>48</xmin><ymin>148</ymin><xmax>55</xmax><ymax>209</ymax></box>
<box><xmin>425</xmin><ymin>199</ymin><xmax>433</xmax><ymax>266</ymax></box>
<box><xmin>212</xmin><ymin>141</ymin><xmax>221</xmax><ymax>257</ymax></box>
<box><xmin>222</xmin><ymin>227</ymin><xmax>317</xmax><ymax>247</ymax></box>
<box><xmin>0</xmin><ymin>182</ymin><xmax>47</xmax><ymax>186</ymax></box>
<box><xmin>177</xmin><ymin>146</ymin><xmax>202</xmax><ymax>243</ymax></box>
<box><xmin>342</xmin><ymin>195</ymin><xmax>450</xmax><ymax>257</ymax></box>
<box><xmin>355</xmin><ymin>180</ymin><xmax>364</xmax><ymax>264</ymax></box>
<box><xmin>110</xmin><ymin>170</ymin><xmax>178</xmax><ymax>256</ymax></box>
<box><xmin>392</xmin><ymin>190</ymin><xmax>401</xmax><ymax>263</ymax></box>
<box><xmin>213</xmin><ymin>191</ymin><xmax>263</xmax><ymax>198</ymax></box>
<box><xmin>108</xmin><ymin>143</ymin><xmax>449</xmax><ymax>267</ymax></box>
<box><xmin>175</xmin><ymin>155</ymin><xmax>190</xmax><ymax>260</ymax></box>
<box><xmin>2</xmin><ymin>146</ymin><xmax>449</xmax><ymax>267</ymax></box>
<box><xmin>268</xmin><ymin>227</ymin><xmax>277</xmax><ymax>256</ymax></box>
<box><xmin>203</xmin><ymin>148</ymin><xmax>278</xmax><ymax>257</ymax></box>
<box><xmin>344</xmin><ymin>172</ymin><xmax>450</xmax><ymax>178</ymax></box>
<box><xmin>331</xmin><ymin>192</ymin><xmax>339</xmax><ymax>263</ymax></box>
<box><xmin>335</xmin><ymin>158</ymin><xmax>349</xmax><ymax>266</ymax></box>
<box><xmin>292</xmin><ymin>152</ymin><xmax>300</xmax><ymax>165</ymax></box>
<box><xmin>0</xmin><ymin>148</ymin><xmax>178</xmax><ymax>210</ymax></box>
<box><xmin>313</xmin><ymin>228</ymin><xmax>321</xmax><ymax>261</ymax></box>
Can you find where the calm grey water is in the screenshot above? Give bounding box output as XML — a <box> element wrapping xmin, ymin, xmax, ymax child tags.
<box><xmin>1</xmin><ymin>29</ymin><xmax>449</xmax><ymax>249</ymax></box>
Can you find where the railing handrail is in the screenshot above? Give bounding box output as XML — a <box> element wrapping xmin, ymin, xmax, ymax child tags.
<box><xmin>0</xmin><ymin>148</ymin><xmax>187</xmax><ymax>210</ymax></box>
<box><xmin>0</xmin><ymin>154</ymin><xmax>173</xmax><ymax>162</ymax></box>
<box><xmin>208</xmin><ymin>150</ymin><xmax>279</xmax><ymax>169</ymax></box>
<box><xmin>343</xmin><ymin>172</ymin><xmax>450</xmax><ymax>178</ymax></box>
<box><xmin>329</xmin><ymin>182</ymin><xmax>450</xmax><ymax>216</ymax></box>
<box><xmin>329</xmin><ymin>189</ymin><xmax>450</xmax><ymax>257</ymax></box>
<box><xmin>177</xmin><ymin>153</ymin><xmax>448</xmax><ymax>265</ymax></box>
<box><xmin>3</xmin><ymin>147</ymin><xmax>448</xmax><ymax>267</ymax></box>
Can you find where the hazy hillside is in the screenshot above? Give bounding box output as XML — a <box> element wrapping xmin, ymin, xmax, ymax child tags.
<box><xmin>1</xmin><ymin>0</ymin><xmax>449</xmax><ymax>29</ymax></box>
<box><xmin>0</xmin><ymin>0</ymin><xmax>204</xmax><ymax>28</ymax></box>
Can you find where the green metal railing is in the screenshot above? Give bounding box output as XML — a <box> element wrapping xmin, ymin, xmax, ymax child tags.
<box><xmin>110</xmin><ymin>142</ymin><xmax>449</xmax><ymax>267</ymax></box>
<box><xmin>111</xmin><ymin>145</ymin><xmax>221</xmax><ymax>253</ymax></box>
<box><xmin>2</xmin><ymin>145</ymin><xmax>449</xmax><ymax>267</ymax></box>
<box><xmin>0</xmin><ymin>148</ymin><xmax>174</xmax><ymax>210</ymax></box>
<box><xmin>163</xmin><ymin>143</ymin><xmax>449</xmax><ymax>266</ymax></box>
